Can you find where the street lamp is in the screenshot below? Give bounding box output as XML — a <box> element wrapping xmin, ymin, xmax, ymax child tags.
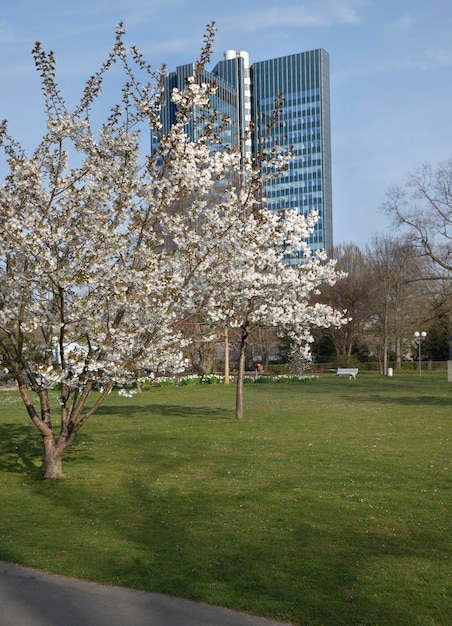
<box><xmin>414</xmin><ymin>331</ymin><xmax>427</xmax><ymax>377</ymax></box>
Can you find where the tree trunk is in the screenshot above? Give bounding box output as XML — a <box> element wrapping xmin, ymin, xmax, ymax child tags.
<box><xmin>224</xmin><ymin>327</ymin><xmax>230</xmax><ymax>385</ymax></box>
<box><xmin>235</xmin><ymin>325</ymin><xmax>248</xmax><ymax>420</ymax></box>
<box><xmin>235</xmin><ymin>349</ymin><xmax>245</xmax><ymax>420</ymax></box>
<box><xmin>16</xmin><ymin>368</ymin><xmax>113</xmax><ymax>477</ymax></box>
<box><xmin>16</xmin><ymin>378</ymin><xmax>65</xmax><ymax>477</ymax></box>
<box><xmin>382</xmin><ymin>307</ymin><xmax>389</xmax><ymax>376</ymax></box>
<box><xmin>396</xmin><ymin>335</ymin><xmax>402</xmax><ymax>369</ymax></box>
<box><xmin>43</xmin><ymin>436</ymin><xmax>65</xmax><ymax>479</ymax></box>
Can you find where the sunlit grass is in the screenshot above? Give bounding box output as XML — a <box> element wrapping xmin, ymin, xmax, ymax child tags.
<box><xmin>0</xmin><ymin>373</ymin><xmax>450</xmax><ymax>625</ymax></box>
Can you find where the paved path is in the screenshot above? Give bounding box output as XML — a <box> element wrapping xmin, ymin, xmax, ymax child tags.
<box><xmin>0</xmin><ymin>561</ymin><xmax>292</xmax><ymax>626</ymax></box>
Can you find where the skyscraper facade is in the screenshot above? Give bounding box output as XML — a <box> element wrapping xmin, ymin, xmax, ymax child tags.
<box><xmin>162</xmin><ymin>48</ymin><xmax>333</xmax><ymax>262</ymax></box>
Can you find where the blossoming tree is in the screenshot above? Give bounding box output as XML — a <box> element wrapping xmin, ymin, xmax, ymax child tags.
<box><xmin>0</xmin><ymin>23</ymin><xmax>345</xmax><ymax>475</ymax></box>
<box><xmin>200</xmin><ymin>205</ymin><xmax>345</xmax><ymax>419</ymax></box>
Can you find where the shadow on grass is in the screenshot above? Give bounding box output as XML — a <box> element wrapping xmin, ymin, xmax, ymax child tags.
<box><xmin>0</xmin><ymin>399</ymin><xmax>229</xmax><ymax>480</ymax></box>
<box><xmin>94</xmin><ymin>403</ymin><xmax>232</xmax><ymax>420</ymax></box>
<box><xmin>0</xmin><ymin>423</ymin><xmax>96</xmax><ymax>478</ymax></box>
<box><xmin>344</xmin><ymin>394</ymin><xmax>450</xmax><ymax>407</ymax></box>
<box><xmin>0</xmin><ymin>423</ymin><xmax>43</xmax><ymax>475</ymax></box>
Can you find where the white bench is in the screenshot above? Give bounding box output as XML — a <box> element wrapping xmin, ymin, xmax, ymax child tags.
<box><xmin>336</xmin><ymin>367</ymin><xmax>358</xmax><ymax>380</ymax></box>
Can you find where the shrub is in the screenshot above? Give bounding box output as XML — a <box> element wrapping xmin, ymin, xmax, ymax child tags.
<box><xmin>265</xmin><ymin>364</ymin><xmax>287</xmax><ymax>375</ymax></box>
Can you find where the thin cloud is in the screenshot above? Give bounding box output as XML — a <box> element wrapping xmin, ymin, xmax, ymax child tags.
<box><xmin>0</xmin><ymin>19</ymin><xmax>33</xmax><ymax>46</ymax></box>
<box><xmin>385</xmin><ymin>14</ymin><xmax>415</xmax><ymax>32</ymax></box>
<box><xmin>334</xmin><ymin>46</ymin><xmax>452</xmax><ymax>84</ymax></box>
<box><xmin>226</xmin><ymin>0</ymin><xmax>368</xmax><ymax>33</ymax></box>
<box><xmin>396</xmin><ymin>48</ymin><xmax>452</xmax><ymax>71</ymax></box>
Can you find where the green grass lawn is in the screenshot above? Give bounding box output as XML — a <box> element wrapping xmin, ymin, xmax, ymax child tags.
<box><xmin>0</xmin><ymin>373</ymin><xmax>450</xmax><ymax>625</ymax></box>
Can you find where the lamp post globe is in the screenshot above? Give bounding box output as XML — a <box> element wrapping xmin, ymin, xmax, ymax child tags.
<box><xmin>414</xmin><ymin>331</ymin><xmax>427</xmax><ymax>377</ymax></box>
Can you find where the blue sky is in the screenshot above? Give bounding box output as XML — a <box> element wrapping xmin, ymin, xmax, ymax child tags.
<box><xmin>1</xmin><ymin>0</ymin><xmax>451</xmax><ymax>248</ymax></box>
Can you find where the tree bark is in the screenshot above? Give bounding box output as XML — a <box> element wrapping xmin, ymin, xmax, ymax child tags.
<box><xmin>15</xmin><ymin>369</ymin><xmax>113</xmax><ymax>477</ymax></box>
<box><xmin>396</xmin><ymin>335</ymin><xmax>402</xmax><ymax>369</ymax></box>
<box><xmin>224</xmin><ymin>327</ymin><xmax>230</xmax><ymax>385</ymax></box>
<box><xmin>43</xmin><ymin>437</ymin><xmax>65</xmax><ymax>478</ymax></box>
<box><xmin>383</xmin><ymin>308</ymin><xmax>389</xmax><ymax>376</ymax></box>
<box><xmin>235</xmin><ymin>324</ymin><xmax>248</xmax><ymax>420</ymax></box>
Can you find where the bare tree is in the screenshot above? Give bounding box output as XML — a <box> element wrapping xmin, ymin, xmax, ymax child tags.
<box><xmin>319</xmin><ymin>243</ymin><xmax>372</xmax><ymax>361</ymax></box>
<box><xmin>383</xmin><ymin>159</ymin><xmax>452</xmax><ymax>274</ymax></box>
<box><xmin>365</xmin><ymin>235</ymin><xmax>425</xmax><ymax>373</ymax></box>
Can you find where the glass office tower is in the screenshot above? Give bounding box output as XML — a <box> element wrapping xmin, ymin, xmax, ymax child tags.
<box><xmin>160</xmin><ymin>62</ymin><xmax>240</xmax><ymax>147</ymax></box>
<box><xmin>162</xmin><ymin>48</ymin><xmax>333</xmax><ymax>261</ymax></box>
